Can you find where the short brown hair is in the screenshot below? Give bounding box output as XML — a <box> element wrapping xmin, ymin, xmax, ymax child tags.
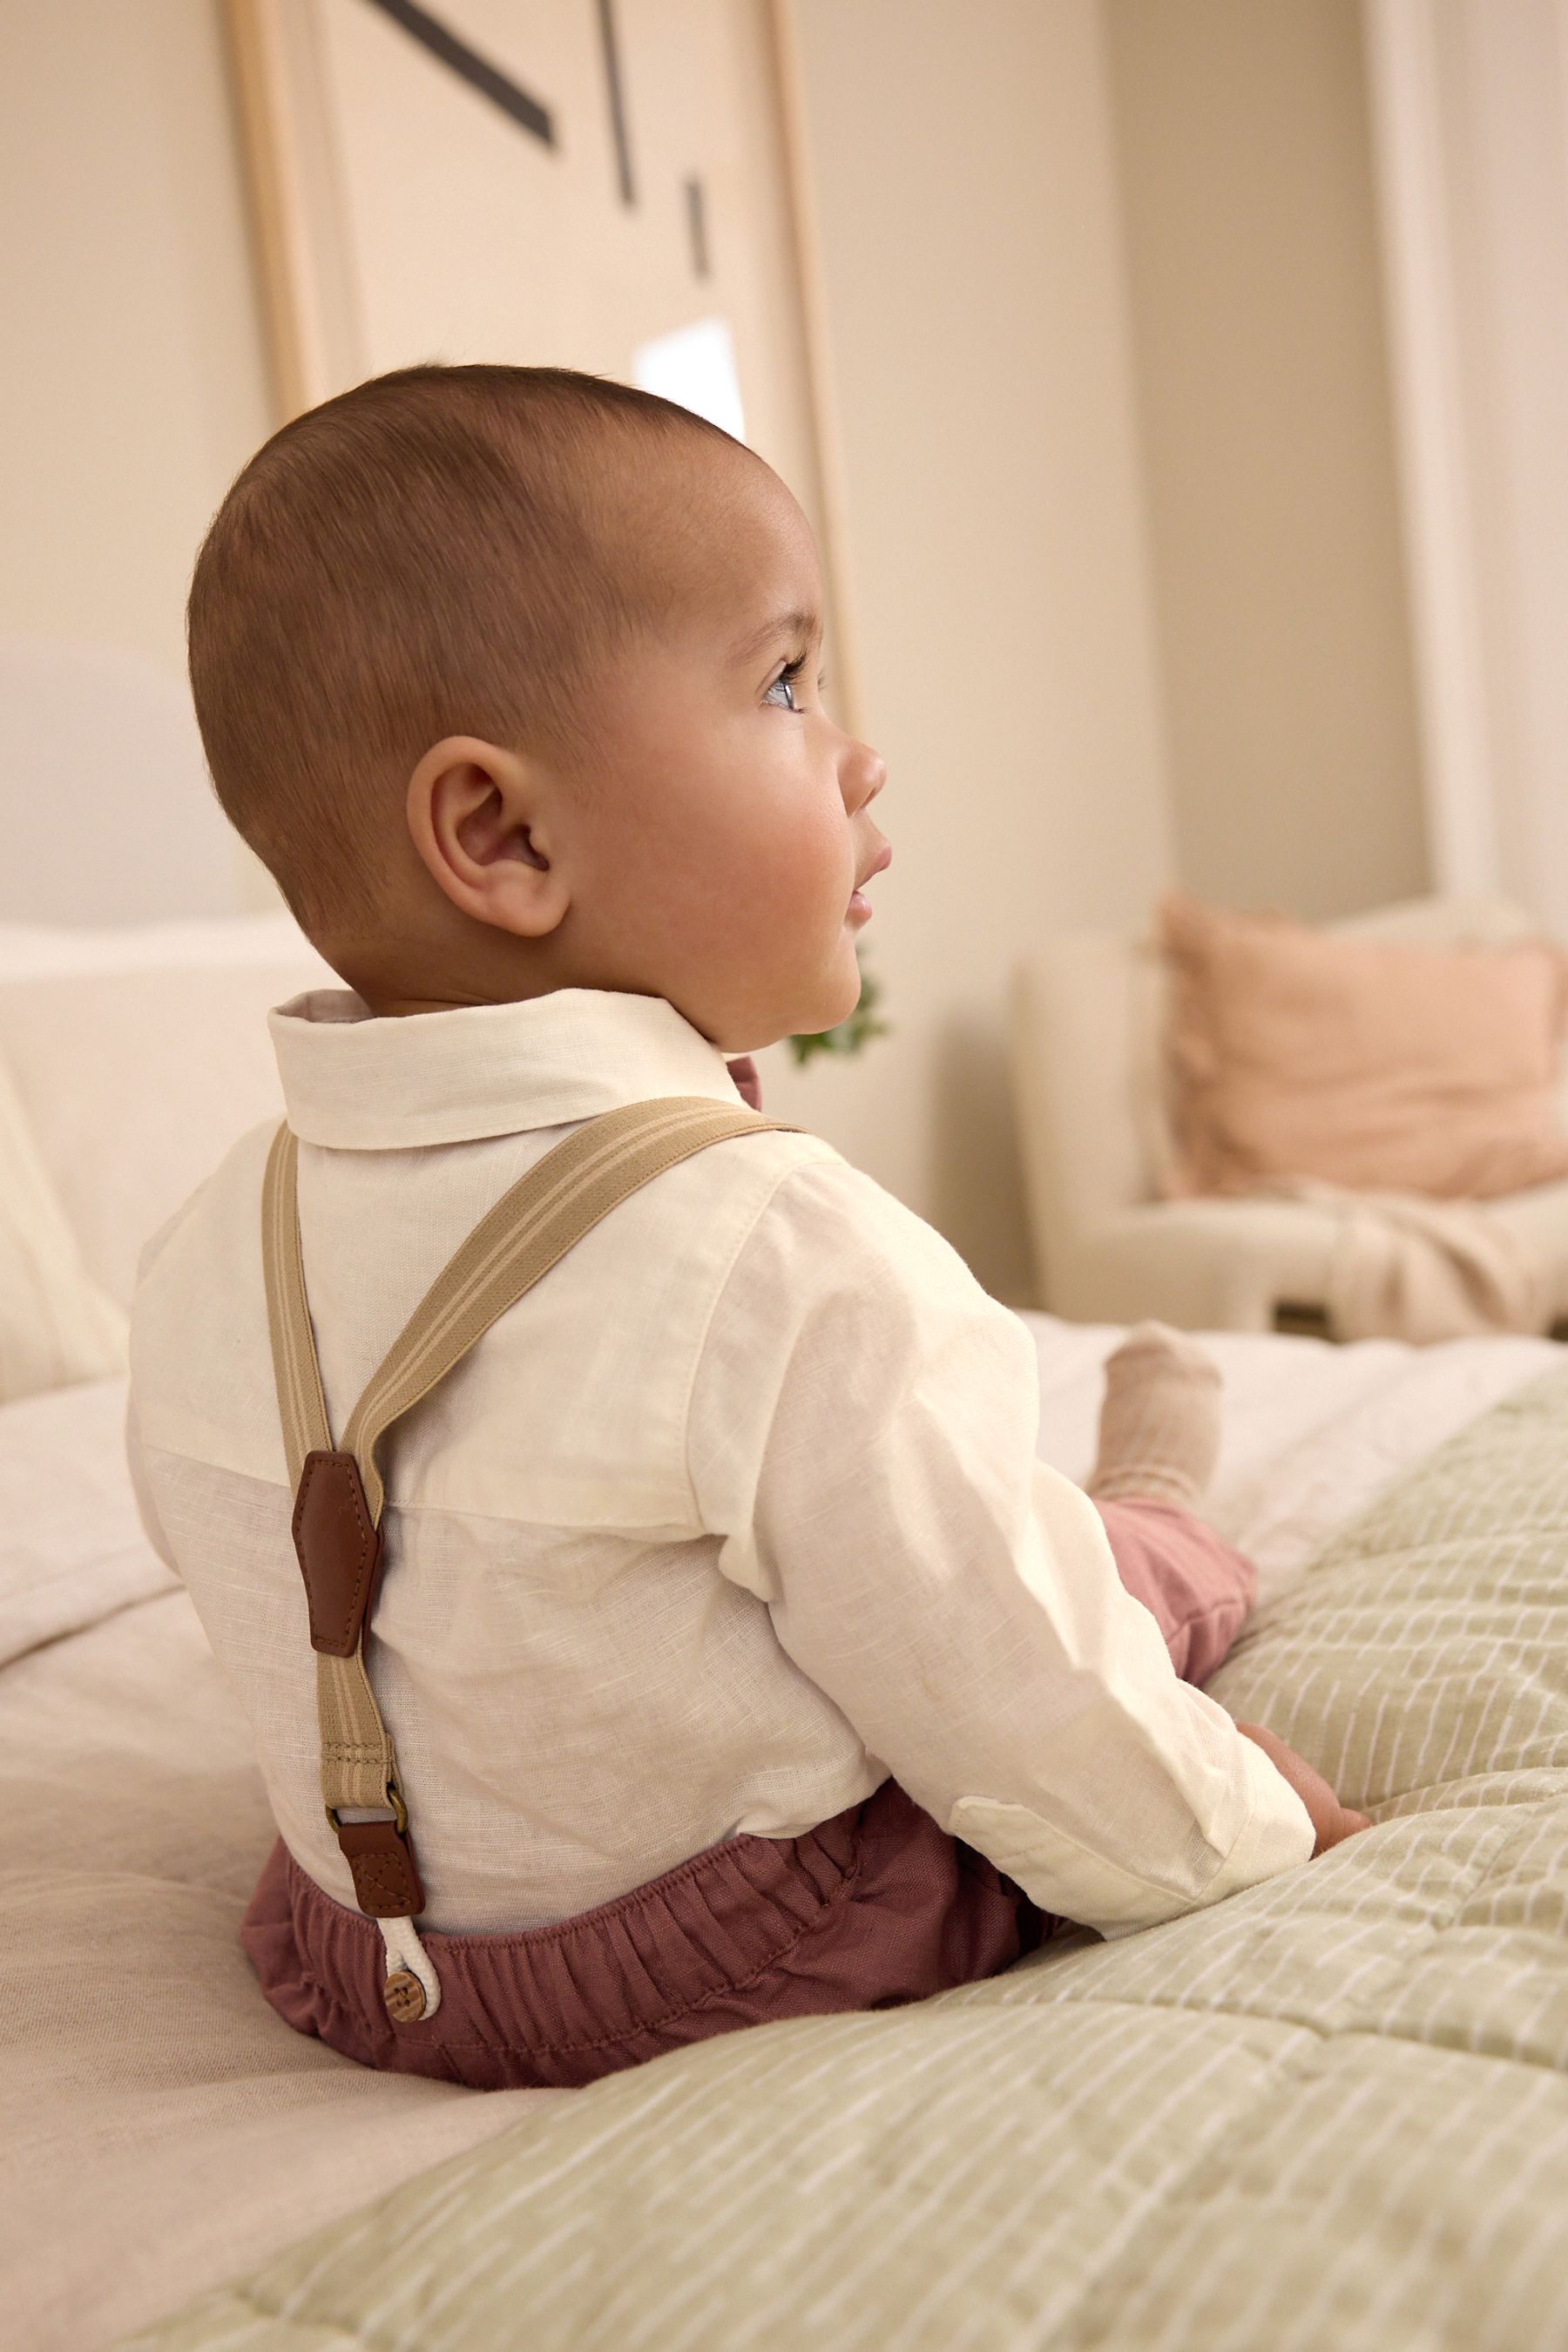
<box><xmin>187</xmin><ymin>363</ymin><xmax>738</xmax><ymax>938</ymax></box>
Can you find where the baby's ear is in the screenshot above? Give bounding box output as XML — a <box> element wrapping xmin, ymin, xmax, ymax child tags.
<box><xmin>405</xmin><ymin>734</ymin><xmax>569</xmax><ymax>938</ymax></box>
<box><xmin>454</xmin><ymin>785</ymin><xmax>550</xmax><ymax>871</ymax></box>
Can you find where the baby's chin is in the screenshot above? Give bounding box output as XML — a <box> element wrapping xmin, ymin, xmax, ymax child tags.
<box><xmin>796</xmin><ymin>943</ymin><xmax>864</xmax><ymax>1039</ymax></box>
<box><xmin>680</xmin><ymin>933</ymin><xmax>863</xmax><ymax>1054</ymax></box>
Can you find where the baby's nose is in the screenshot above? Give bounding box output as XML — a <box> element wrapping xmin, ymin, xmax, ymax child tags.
<box><xmin>851</xmin><ymin>746</ymin><xmax>889</xmax><ymax>806</ymax></box>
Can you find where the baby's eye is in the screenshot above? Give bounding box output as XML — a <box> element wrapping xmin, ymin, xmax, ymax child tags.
<box><xmin>764</xmin><ymin>657</ymin><xmax>807</xmax><ymax>712</ymax></box>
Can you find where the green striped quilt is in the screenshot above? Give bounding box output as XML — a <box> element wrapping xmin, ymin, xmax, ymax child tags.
<box><xmin>125</xmin><ymin>1364</ymin><xmax>1568</xmax><ymax>2352</ymax></box>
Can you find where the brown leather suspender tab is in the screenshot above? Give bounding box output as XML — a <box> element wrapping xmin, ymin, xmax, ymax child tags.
<box><xmin>291</xmin><ymin>1448</ymin><xmax>383</xmax><ymax>1659</ymax></box>
<box><xmin>292</xmin><ymin>1446</ymin><xmax>422</xmax><ymax>1913</ymax></box>
<box><xmin>335</xmin><ymin>1815</ymin><xmax>425</xmax><ymax>1918</ymax></box>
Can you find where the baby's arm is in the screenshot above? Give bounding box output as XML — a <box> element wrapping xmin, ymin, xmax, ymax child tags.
<box><xmin>689</xmin><ymin>1155</ymin><xmax>1322</xmax><ymax>1938</ymax></box>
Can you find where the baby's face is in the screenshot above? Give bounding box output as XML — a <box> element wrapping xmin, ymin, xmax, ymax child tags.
<box><xmin>559</xmin><ymin>454</ymin><xmax>889</xmax><ymax>1052</ymax></box>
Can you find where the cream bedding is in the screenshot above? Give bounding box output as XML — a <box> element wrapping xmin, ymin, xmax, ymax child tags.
<box><xmin>0</xmin><ymin>1058</ymin><xmax>125</xmax><ymax>1405</ymax></box>
<box><xmin>1</xmin><ymin>1323</ymin><xmax>1558</xmax><ymax>2351</ymax></box>
<box><xmin>132</xmin><ymin>1357</ymin><xmax>1568</xmax><ymax>2352</ymax></box>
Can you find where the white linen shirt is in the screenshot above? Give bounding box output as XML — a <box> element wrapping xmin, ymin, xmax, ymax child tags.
<box><xmin>125</xmin><ymin>983</ymin><xmax>1315</xmax><ymax>1937</ymax></box>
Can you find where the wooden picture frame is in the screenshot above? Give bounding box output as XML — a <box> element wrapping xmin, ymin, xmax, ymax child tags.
<box><xmin>219</xmin><ymin>0</ymin><xmax>865</xmax><ymax>738</ymax></box>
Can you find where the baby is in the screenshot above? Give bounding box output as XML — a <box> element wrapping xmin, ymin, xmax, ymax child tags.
<box><xmin>126</xmin><ymin>365</ymin><xmax>1366</xmax><ymax>2091</ymax></box>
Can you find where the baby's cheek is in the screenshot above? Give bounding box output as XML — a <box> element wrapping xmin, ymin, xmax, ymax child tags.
<box><xmin>780</xmin><ymin>795</ymin><xmax>850</xmax><ymax>908</ymax></box>
<box><xmin>774</xmin><ymin>847</ymin><xmax>846</xmax><ymax>950</ymax></box>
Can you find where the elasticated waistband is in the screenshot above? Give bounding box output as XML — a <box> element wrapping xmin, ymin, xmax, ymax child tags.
<box><xmin>240</xmin><ymin>1779</ymin><xmax>1047</xmax><ymax>2091</ymax></box>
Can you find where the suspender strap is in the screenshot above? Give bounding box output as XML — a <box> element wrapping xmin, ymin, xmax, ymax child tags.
<box><xmin>260</xmin><ymin>1095</ymin><xmax>801</xmax><ymax>1929</ymax></box>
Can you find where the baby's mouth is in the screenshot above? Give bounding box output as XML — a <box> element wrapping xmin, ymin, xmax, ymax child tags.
<box><xmin>848</xmin><ymin>843</ymin><xmax>891</xmax><ymax>921</ymax></box>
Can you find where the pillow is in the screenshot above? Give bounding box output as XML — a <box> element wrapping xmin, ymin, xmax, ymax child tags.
<box><xmin>0</xmin><ymin>915</ymin><xmax>332</xmax><ymax>1308</ymax></box>
<box><xmin>0</xmin><ymin>908</ymin><xmax>321</xmax><ymax>979</ymax></box>
<box><xmin>0</xmin><ymin>1376</ymin><xmax>176</xmax><ymax>1666</ymax></box>
<box><xmin>1159</xmin><ymin>889</ymin><xmax>1568</xmax><ymax>1200</ymax></box>
<box><xmin>0</xmin><ymin>1047</ymin><xmax>126</xmax><ymax>1405</ymax></box>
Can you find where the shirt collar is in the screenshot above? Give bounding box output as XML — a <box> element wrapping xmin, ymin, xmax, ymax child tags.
<box><xmin>269</xmin><ymin>985</ymin><xmax>751</xmax><ymax>1150</ymax></box>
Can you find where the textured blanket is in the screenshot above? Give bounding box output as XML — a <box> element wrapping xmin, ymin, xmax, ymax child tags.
<box><xmin>125</xmin><ymin>1365</ymin><xmax>1568</xmax><ymax>2352</ymax></box>
<box><xmin>1264</xmin><ymin>1175</ymin><xmax>1549</xmax><ymax>1342</ymax></box>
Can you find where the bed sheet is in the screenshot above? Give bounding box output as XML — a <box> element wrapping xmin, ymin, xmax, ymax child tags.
<box><xmin>1024</xmin><ymin>1315</ymin><xmax>1559</xmax><ymax>1600</ymax></box>
<box><xmin>2</xmin><ymin>1323</ymin><xmax>1558</xmax><ymax>2350</ymax></box>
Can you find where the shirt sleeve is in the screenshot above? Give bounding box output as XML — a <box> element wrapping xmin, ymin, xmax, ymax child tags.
<box><xmin>124</xmin><ymin>1387</ymin><xmax>177</xmax><ymax>1573</ymax></box>
<box><xmin>686</xmin><ymin>1153</ymin><xmax>1315</xmax><ymax>1937</ymax></box>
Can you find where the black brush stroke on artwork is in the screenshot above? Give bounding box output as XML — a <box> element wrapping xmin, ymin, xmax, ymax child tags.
<box><xmin>359</xmin><ymin>0</ymin><xmax>555</xmax><ymax>146</ymax></box>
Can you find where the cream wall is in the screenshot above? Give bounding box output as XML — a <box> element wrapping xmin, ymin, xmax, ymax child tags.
<box><xmin>763</xmin><ymin>0</ymin><xmax>1173</xmax><ymax>1303</ymax></box>
<box><xmin>0</xmin><ymin>2</ymin><xmax>272</xmax><ymax>678</ymax></box>
<box><xmin>0</xmin><ymin>0</ymin><xmax>276</xmax><ymax>916</ymax></box>
<box><xmin>1364</xmin><ymin>0</ymin><xmax>1568</xmax><ymax>939</ymax></box>
<box><xmin>1103</xmin><ymin>0</ymin><xmax>1429</xmax><ymax>919</ymax></box>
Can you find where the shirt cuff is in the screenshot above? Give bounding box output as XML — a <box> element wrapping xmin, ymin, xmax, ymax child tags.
<box><xmin>1198</xmin><ymin>1730</ymin><xmax>1319</xmax><ymax>1909</ymax></box>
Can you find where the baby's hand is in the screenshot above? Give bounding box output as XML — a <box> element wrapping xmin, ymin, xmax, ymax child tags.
<box><xmin>1235</xmin><ymin>1720</ymin><xmax>1371</xmax><ymax>1855</ymax></box>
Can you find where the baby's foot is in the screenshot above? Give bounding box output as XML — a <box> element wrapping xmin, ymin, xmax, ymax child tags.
<box><xmin>1085</xmin><ymin>1321</ymin><xmax>1221</xmax><ymax>1510</ymax></box>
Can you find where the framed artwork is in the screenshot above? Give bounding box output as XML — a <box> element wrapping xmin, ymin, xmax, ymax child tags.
<box><xmin>220</xmin><ymin>0</ymin><xmax>862</xmax><ymax>733</ymax></box>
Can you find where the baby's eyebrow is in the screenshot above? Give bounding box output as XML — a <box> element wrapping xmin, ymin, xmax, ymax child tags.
<box><xmin>729</xmin><ymin>605</ymin><xmax>823</xmax><ymax>664</ymax></box>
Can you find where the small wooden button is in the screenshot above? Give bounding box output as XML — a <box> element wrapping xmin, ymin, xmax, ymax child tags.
<box><xmin>382</xmin><ymin>1968</ymin><xmax>427</xmax><ymax>2024</ymax></box>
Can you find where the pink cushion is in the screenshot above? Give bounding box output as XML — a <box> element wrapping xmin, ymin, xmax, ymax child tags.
<box><xmin>1159</xmin><ymin>891</ymin><xmax>1568</xmax><ymax>1200</ymax></box>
